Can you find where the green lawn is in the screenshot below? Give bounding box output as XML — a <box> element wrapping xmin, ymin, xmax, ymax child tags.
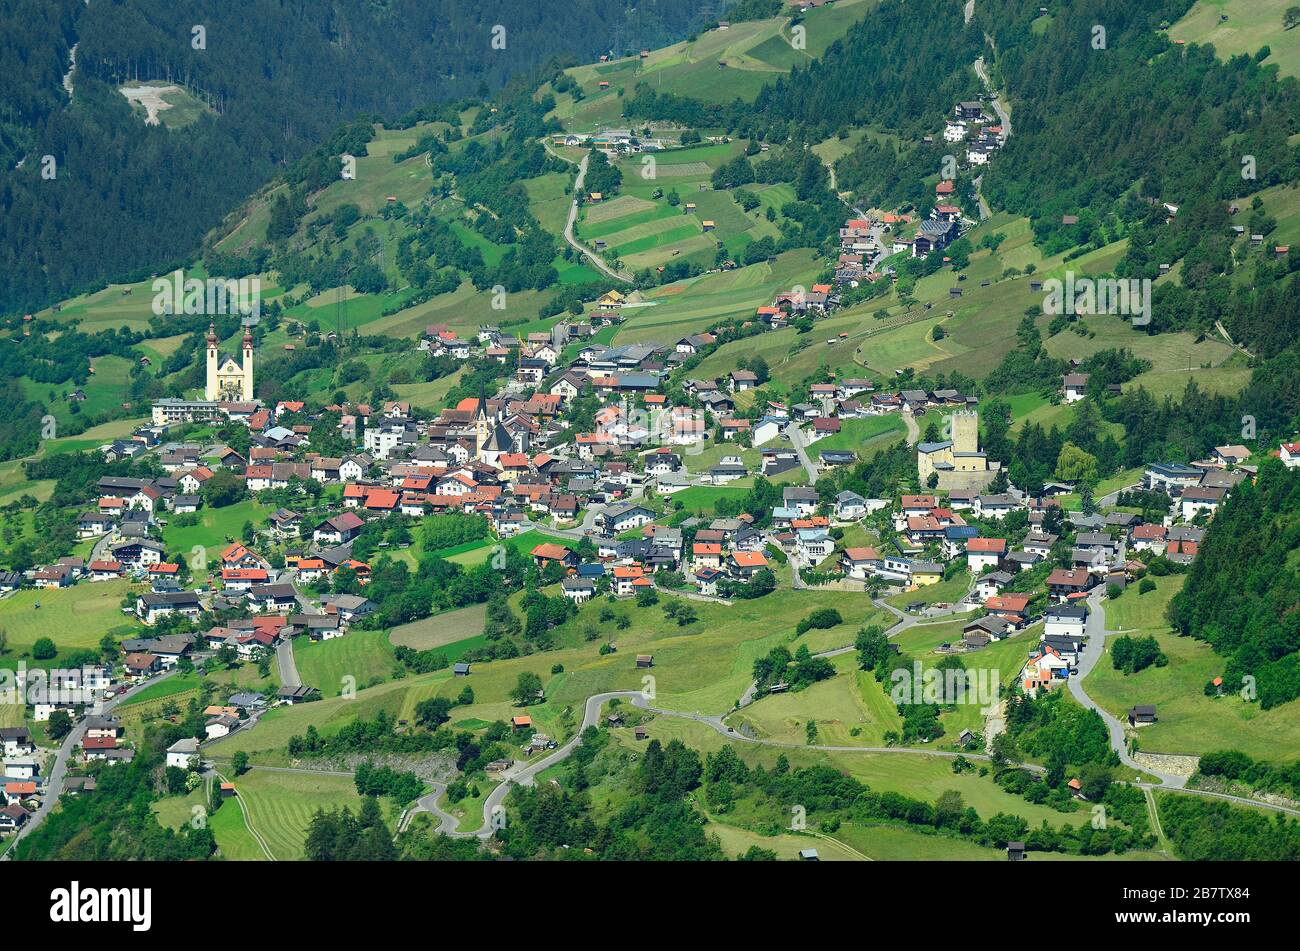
<box><xmin>162</xmin><ymin>499</ymin><xmax>272</xmax><ymax>579</ymax></box>
<box><xmin>0</xmin><ymin>581</ymin><xmax>139</xmax><ymax>662</ymax></box>
<box><xmin>227</xmin><ymin>768</ymin><xmax>368</xmax><ymax>861</ymax></box>
<box><xmin>666</xmin><ymin>485</ymin><xmax>750</xmax><ymax>515</ymax></box>
<box><xmin>812</xmin><ymin>415</ymin><xmax>907</xmax><ymax>458</ymax></box>
<box><xmin>293</xmin><ymin>629</ymin><xmax>398</xmax><ymax>698</ymax></box>
<box><xmin>1087</xmin><ymin>576</ymin><xmax>1300</xmax><ymax>758</ymax></box>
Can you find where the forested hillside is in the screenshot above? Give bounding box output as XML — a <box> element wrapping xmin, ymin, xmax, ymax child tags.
<box><xmin>979</xmin><ymin>0</ymin><xmax>1300</xmax><ymax>346</ymax></box>
<box><xmin>1169</xmin><ymin>459</ymin><xmax>1300</xmax><ymax>710</ymax></box>
<box><xmin>0</xmin><ymin>0</ymin><xmax>721</xmax><ymax>314</ymax></box>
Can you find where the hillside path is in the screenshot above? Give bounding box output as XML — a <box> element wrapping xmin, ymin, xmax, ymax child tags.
<box><xmin>542</xmin><ymin>141</ymin><xmax>634</xmax><ymax>284</ymax></box>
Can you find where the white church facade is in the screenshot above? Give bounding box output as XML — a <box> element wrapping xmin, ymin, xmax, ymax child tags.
<box><xmin>205</xmin><ymin>323</ymin><xmax>255</xmax><ymax>402</ymax></box>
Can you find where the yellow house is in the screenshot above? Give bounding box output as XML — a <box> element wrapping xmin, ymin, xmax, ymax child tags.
<box><xmin>910</xmin><ymin>562</ymin><xmax>943</xmax><ymax>588</ymax></box>
<box><xmin>597</xmin><ymin>290</ymin><xmax>625</xmax><ymax>311</ymax></box>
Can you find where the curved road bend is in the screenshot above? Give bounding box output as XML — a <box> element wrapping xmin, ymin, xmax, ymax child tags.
<box><xmin>1067</xmin><ymin>590</ymin><xmax>1187</xmax><ymax>787</ymax></box>
<box><xmin>542</xmin><ymin>142</ymin><xmax>633</xmax><ymax>284</ymax></box>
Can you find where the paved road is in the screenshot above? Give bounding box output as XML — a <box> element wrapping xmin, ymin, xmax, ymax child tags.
<box><xmin>276</xmin><ymin>638</ymin><xmax>300</xmax><ymax>688</ymax></box>
<box><xmin>973</xmin><ymin>55</ymin><xmax>1011</xmax><ymax>141</ymax></box>
<box><xmin>398</xmin><ymin>784</ymin><xmax>457</xmax><ymax>834</ymax></box>
<box><xmin>461</xmin><ymin>690</ymin><xmax>644</xmax><ymax>837</ymax></box>
<box><xmin>547</xmin><ymin>146</ymin><xmax>633</xmax><ymax>285</ymax></box>
<box><xmin>971</xmin><ymin>51</ymin><xmax>1010</xmax><ymax>221</ymax></box>
<box><xmin>786</xmin><ymin>424</ymin><xmax>820</xmax><ymax>482</ymax></box>
<box><xmin>1068</xmin><ymin>590</ymin><xmax>1187</xmax><ymax>787</ymax></box>
<box><xmin>4</xmin><ymin>668</ymin><xmax>181</xmax><ymax>858</ymax></box>
<box><xmin>1098</xmin><ymin>482</ymin><xmax>1140</xmax><ymax>509</ymax></box>
<box><xmin>446</xmin><ymin>686</ymin><xmax>1023</xmax><ymax>839</ymax></box>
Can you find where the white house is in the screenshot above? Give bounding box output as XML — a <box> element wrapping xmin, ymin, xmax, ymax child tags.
<box><xmin>752</xmin><ymin>417</ymin><xmax>783</xmax><ymax>446</ymax></box>
<box><xmin>966</xmin><ymin>538</ymin><xmax>1007</xmax><ymax>573</ymax></box>
<box><xmin>1044</xmin><ymin>604</ymin><xmax>1088</xmax><ymax>640</ymax></box>
<box><xmin>834</xmin><ymin>491</ymin><xmax>867</xmax><ymax>520</ymax></box>
<box><xmin>165</xmin><ymin>738</ymin><xmax>199</xmax><ymax>770</ymax></box>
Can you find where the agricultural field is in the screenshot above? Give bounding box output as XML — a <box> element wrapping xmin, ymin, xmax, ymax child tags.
<box><xmin>615</xmin><ymin>249</ymin><xmax>822</xmax><ymax>345</ymax></box>
<box><xmin>0</xmin><ymin>581</ymin><xmax>139</xmax><ymax>666</ymax></box>
<box><xmin>1169</xmin><ymin>0</ymin><xmax>1300</xmax><ymax>78</ymax></box>
<box><xmin>571</xmin><ymin>141</ymin><xmax>756</xmax><ymax>274</ymax></box>
<box><xmin>293</xmin><ymin>629</ymin><xmax>398</xmax><ymax>699</ymax></box>
<box><xmin>1087</xmin><ymin>576</ymin><xmax>1300</xmax><ymax>759</ymax></box>
<box><xmin>388</xmin><ymin>603</ymin><xmax>487</xmax><ymax>650</ymax></box>
<box><xmin>221</xmin><ymin>768</ymin><xmax>369</xmax><ymax>861</ymax></box>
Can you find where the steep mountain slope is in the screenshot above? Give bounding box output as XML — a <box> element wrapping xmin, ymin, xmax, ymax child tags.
<box><xmin>0</xmin><ymin>0</ymin><xmax>723</xmax><ymax>315</ymax></box>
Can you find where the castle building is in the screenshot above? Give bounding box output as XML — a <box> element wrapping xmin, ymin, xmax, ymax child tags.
<box><xmin>917</xmin><ymin>409</ymin><xmax>999</xmax><ymax>492</ymax></box>
<box><xmin>205</xmin><ymin>322</ymin><xmax>254</xmax><ymax>402</ymax></box>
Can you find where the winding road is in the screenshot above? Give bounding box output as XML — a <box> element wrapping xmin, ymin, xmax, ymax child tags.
<box><xmin>1067</xmin><ymin>590</ymin><xmax>1186</xmax><ymax>787</ymax></box>
<box><xmin>543</xmin><ymin>142</ymin><xmax>634</xmax><ymax>284</ymax></box>
<box><xmin>4</xmin><ymin>667</ymin><xmax>181</xmax><ymax>857</ymax></box>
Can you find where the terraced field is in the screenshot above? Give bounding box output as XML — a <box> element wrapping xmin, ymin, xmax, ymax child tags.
<box><xmin>614</xmin><ymin>248</ymin><xmax>821</xmax><ymax>344</ymax></box>
<box><xmin>230</xmin><ymin>769</ymin><xmax>367</xmax><ymax>861</ymax></box>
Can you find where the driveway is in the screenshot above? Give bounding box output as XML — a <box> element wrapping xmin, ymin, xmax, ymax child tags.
<box><xmin>276</xmin><ymin>638</ymin><xmax>300</xmax><ymax>688</ymax></box>
<box><xmin>786</xmin><ymin>424</ymin><xmax>820</xmax><ymax>482</ymax></box>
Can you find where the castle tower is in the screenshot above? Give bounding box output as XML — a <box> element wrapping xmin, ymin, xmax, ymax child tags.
<box><xmin>950</xmin><ymin>410</ymin><xmax>979</xmax><ymax>454</ymax></box>
<box><xmin>204</xmin><ymin>322</ymin><xmax>219</xmax><ymax>400</ymax></box>
<box><xmin>241</xmin><ymin>326</ymin><xmax>255</xmax><ymax>401</ymax></box>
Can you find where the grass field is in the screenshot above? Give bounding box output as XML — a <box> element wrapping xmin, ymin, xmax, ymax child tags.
<box><xmin>226</xmin><ymin>768</ymin><xmax>367</xmax><ymax>860</ymax></box>
<box><xmin>210</xmin><ymin>794</ymin><xmax>272</xmax><ymax>860</ymax></box>
<box><xmin>293</xmin><ymin>629</ymin><xmax>397</xmax><ymax>698</ymax></box>
<box><xmin>619</xmin><ymin>716</ymin><xmax>1100</xmax><ymax>830</ymax></box>
<box><xmin>162</xmin><ymin>499</ymin><xmax>272</xmax><ymax>580</ymax></box>
<box><xmin>388</xmin><ymin>603</ymin><xmax>487</xmax><ymax>649</ymax></box>
<box><xmin>554</xmin><ymin>0</ymin><xmax>878</xmax><ymax>108</ymax></box>
<box><xmin>214</xmin><ymin>584</ymin><xmax>906</xmax><ymax>768</ymax></box>
<box><xmin>0</xmin><ymin>580</ymin><xmax>138</xmax><ymax>662</ymax></box>
<box><xmin>1087</xmin><ymin>576</ymin><xmax>1300</xmax><ymax>759</ymax></box>
<box><xmin>1170</xmin><ymin>0</ymin><xmax>1300</xmax><ymax>78</ymax></box>
<box><xmin>811</xmin><ymin>415</ymin><xmax>907</xmax><ymax>458</ymax></box>
<box><xmin>727</xmin><ymin>652</ymin><xmax>903</xmax><ymax>746</ymax></box>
